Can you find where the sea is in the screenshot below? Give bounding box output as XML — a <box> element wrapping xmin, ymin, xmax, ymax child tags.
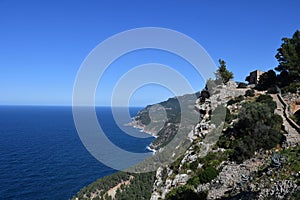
<box><xmin>0</xmin><ymin>106</ymin><xmax>153</xmax><ymax>200</ymax></box>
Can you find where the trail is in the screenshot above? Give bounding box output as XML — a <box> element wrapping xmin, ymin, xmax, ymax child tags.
<box><xmin>271</xmin><ymin>94</ymin><xmax>300</xmax><ymax>147</ymax></box>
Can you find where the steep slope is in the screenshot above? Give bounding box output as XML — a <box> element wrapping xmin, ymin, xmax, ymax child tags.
<box><xmin>73</xmin><ymin>82</ymin><xmax>300</xmax><ymax>200</ymax></box>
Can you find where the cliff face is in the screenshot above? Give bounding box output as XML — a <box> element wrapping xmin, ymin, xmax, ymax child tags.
<box><xmin>129</xmin><ymin>92</ymin><xmax>200</xmax><ymax>150</ymax></box>
<box><xmin>73</xmin><ymin>81</ymin><xmax>300</xmax><ymax>200</ymax></box>
<box><xmin>148</xmin><ymin>82</ymin><xmax>299</xmax><ymax>200</ymax></box>
<box><xmin>150</xmin><ymin>81</ymin><xmax>248</xmax><ymax>199</ymax></box>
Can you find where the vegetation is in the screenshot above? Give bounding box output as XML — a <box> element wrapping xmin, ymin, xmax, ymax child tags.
<box><xmin>245</xmin><ymin>89</ymin><xmax>255</xmax><ymax>97</ymax></box>
<box><xmin>74</xmin><ymin>171</ymin><xmax>129</xmax><ymax>199</ymax></box>
<box><xmin>73</xmin><ymin>171</ymin><xmax>155</xmax><ymax>200</ymax></box>
<box><xmin>227</xmin><ymin>95</ymin><xmax>244</xmax><ymax>105</ymax></box>
<box><xmin>186</xmin><ymin>150</ymin><xmax>229</xmax><ymax>188</ymax></box>
<box><xmin>215</xmin><ymin>59</ymin><xmax>234</xmax><ymax>84</ymax></box>
<box><xmin>165</xmin><ymin>185</ymin><xmax>207</xmax><ymax>200</ymax></box>
<box><xmin>198</xmin><ymin>151</ymin><xmax>230</xmax><ymax>169</ymax></box>
<box><xmin>219</xmin><ymin>95</ymin><xmax>283</xmax><ymax>163</ymax></box>
<box><xmin>267</xmin><ymin>85</ymin><xmax>278</xmax><ymax>94</ymax></box>
<box><xmin>256</xmin><ymin>94</ymin><xmax>277</xmax><ymax>111</ymax></box>
<box><xmin>255</xmin><ymin>30</ymin><xmax>300</xmax><ymax>93</ymax></box>
<box><xmin>200</xmin><ymin>90</ymin><xmax>210</xmax><ymax>103</ymax></box>
<box><xmin>275</xmin><ymin>30</ymin><xmax>300</xmax><ymax>83</ymax></box>
<box><xmin>237</xmin><ymin>82</ymin><xmax>248</xmax><ymax>88</ymax></box>
<box><xmin>198</xmin><ymin>166</ymin><xmax>219</xmax><ymax>184</ymax></box>
<box><xmin>114</xmin><ymin>172</ymin><xmax>155</xmax><ymax>200</ymax></box>
<box><xmin>256</xmin><ymin>69</ymin><xmax>277</xmax><ymax>91</ymax></box>
<box><xmin>281</xmin><ymin>82</ymin><xmax>300</xmax><ymax>94</ymax></box>
<box><xmin>293</xmin><ymin>109</ymin><xmax>300</xmax><ymax>126</ymax></box>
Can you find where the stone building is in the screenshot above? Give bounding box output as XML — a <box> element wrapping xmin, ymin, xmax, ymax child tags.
<box><xmin>247</xmin><ymin>70</ymin><xmax>265</xmax><ymax>85</ymax></box>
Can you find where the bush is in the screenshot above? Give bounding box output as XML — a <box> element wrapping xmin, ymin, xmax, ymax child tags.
<box><xmin>256</xmin><ymin>70</ymin><xmax>277</xmax><ymax>91</ymax></box>
<box><xmin>227</xmin><ymin>95</ymin><xmax>244</xmax><ymax>105</ymax></box>
<box><xmin>236</xmin><ymin>95</ymin><xmax>245</xmax><ymax>102</ymax></box>
<box><xmin>267</xmin><ymin>86</ymin><xmax>278</xmax><ymax>94</ymax></box>
<box><xmin>200</xmin><ymin>90</ymin><xmax>210</xmax><ymax>102</ymax></box>
<box><xmin>227</xmin><ymin>97</ymin><xmax>283</xmax><ymax>163</ymax></box>
<box><xmin>245</xmin><ymin>89</ymin><xmax>255</xmax><ymax>97</ymax></box>
<box><xmin>187</xmin><ymin>176</ymin><xmax>200</xmax><ymax>187</ymax></box>
<box><xmin>190</xmin><ymin>161</ymin><xmax>199</xmax><ymax>171</ymax></box>
<box><xmin>237</xmin><ymin>82</ymin><xmax>248</xmax><ymax>88</ymax></box>
<box><xmin>225</xmin><ymin>108</ymin><xmax>233</xmax><ymax>123</ymax></box>
<box><xmin>293</xmin><ymin>110</ymin><xmax>300</xmax><ymax>126</ymax></box>
<box><xmin>282</xmin><ymin>82</ymin><xmax>300</xmax><ymax>94</ymax></box>
<box><xmin>166</xmin><ymin>185</ymin><xmax>207</xmax><ymax>200</ymax></box>
<box><xmin>256</xmin><ymin>94</ymin><xmax>277</xmax><ymax>112</ymax></box>
<box><xmin>198</xmin><ymin>166</ymin><xmax>219</xmax><ymax>184</ymax></box>
<box><xmin>227</xmin><ymin>99</ymin><xmax>236</xmax><ymax>105</ymax></box>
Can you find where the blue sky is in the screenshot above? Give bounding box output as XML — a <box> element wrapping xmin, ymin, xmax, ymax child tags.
<box><xmin>0</xmin><ymin>0</ymin><xmax>299</xmax><ymax>106</ymax></box>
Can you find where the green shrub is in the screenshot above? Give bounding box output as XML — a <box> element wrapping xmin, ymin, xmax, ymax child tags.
<box><xmin>245</xmin><ymin>89</ymin><xmax>255</xmax><ymax>97</ymax></box>
<box><xmin>198</xmin><ymin>166</ymin><xmax>219</xmax><ymax>184</ymax></box>
<box><xmin>228</xmin><ymin>97</ymin><xmax>283</xmax><ymax>163</ymax></box>
<box><xmin>227</xmin><ymin>95</ymin><xmax>244</xmax><ymax>105</ymax></box>
<box><xmin>256</xmin><ymin>94</ymin><xmax>277</xmax><ymax>112</ymax></box>
<box><xmin>238</xmin><ymin>82</ymin><xmax>248</xmax><ymax>88</ymax></box>
<box><xmin>267</xmin><ymin>86</ymin><xmax>278</xmax><ymax>94</ymax></box>
<box><xmin>187</xmin><ymin>176</ymin><xmax>200</xmax><ymax>187</ymax></box>
<box><xmin>282</xmin><ymin>82</ymin><xmax>300</xmax><ymax>94</ymax></box>
<box><xmin>227</xmin><ymin>99</ymin><xmax>236</xmax><ymax>105</ymax></box>
<box><xmin>293</xmin><ymin>111</ymin><xmax>300</xmax><ymax>126</ymax></box>
<box><xmin>225</xmin><ymin>108</ymin><xmax>233</xmax><ymax>123</ymax></box>
<box><xmin>190</xmin><ymin>161</ymin><xmax>199</xmax><ymax>171</ymax></box>
<box><xmin>166</xmin><ymin>185</ymin><xmax>207</xmax><ymax>200</ymax></box>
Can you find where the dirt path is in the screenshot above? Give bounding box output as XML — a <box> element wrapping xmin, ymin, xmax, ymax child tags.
<box><xmin>106</xmin><ymin>176</ymin><xmax>133</xmax><ymax>199</ymax></box>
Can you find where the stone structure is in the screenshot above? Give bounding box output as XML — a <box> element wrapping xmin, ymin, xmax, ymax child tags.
<box><xmin>247</xmin><ymin>70</ymin><xmax>265</xmax><ymax>85</ymax></box>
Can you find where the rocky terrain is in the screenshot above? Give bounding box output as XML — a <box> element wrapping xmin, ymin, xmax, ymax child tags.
<box><xmin>129</xmin><ymin>81</ymin><xmax>299</xmax><ymax>200</ymax></box>
<box><xmin>73</xmin><ymin>81</ymin><xmax>299</xmax><ymax>200</ymax></box>
<box><xmin>149</xmin><ymin>81</ymin><xmax>249</xmax><ymax>199</ymax></box>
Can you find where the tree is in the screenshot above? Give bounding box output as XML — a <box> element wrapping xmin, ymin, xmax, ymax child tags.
<box><xmin>245</xmin><ymin>89</ymin><xmax>255</xmax><ymax>97</ymax></box>
<box><xmin>257</xmin><ymin>69</ymin><xmax>277</xmax><ymax>90</ymax></box>
<box><xmin>275</xmin><ymin>30</ymin><xmax>300</xmax><ymax>82</ymax></box>
<box><xmin>277</xmin><ymin>70</ymin><xmax>290</xmax><ymax>87</ymax></box>
<box><xmin>216</xmin><ymin>59</ymin><xmax>234</xmax><ymax>84</ymax></box>
<box><xmin>200</xmin><ymin>90</ymin><xmax>210</xmax><ymax>103</ymax></box>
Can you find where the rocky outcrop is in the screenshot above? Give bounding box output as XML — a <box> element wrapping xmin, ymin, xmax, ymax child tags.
<box><xmin>149</xmin><ymin>82</ymin><xmax>249</xmax><ymax>199</ymax></box>
<box><xmin>149</xmin><ymin>83</ymin><xmax>300</xmax><ymax>200</ymax></box>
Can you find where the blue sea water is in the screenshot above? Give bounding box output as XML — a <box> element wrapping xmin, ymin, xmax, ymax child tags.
<box><xmin>0</xmin><ymin>106</ymin><xmax>153</xmax><ymax>200</ymax></box>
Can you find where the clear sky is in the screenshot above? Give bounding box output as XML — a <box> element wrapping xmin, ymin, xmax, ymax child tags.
<box><xmin>0</xmin><ymin>0</ymin><xmax>299</xmax><ymax>106</ymax></box>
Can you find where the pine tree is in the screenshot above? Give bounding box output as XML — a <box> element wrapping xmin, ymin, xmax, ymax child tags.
<box><xmin>275</xmin><ymin>30</ymin><xmax>300</xmax><ymax>82</ymax></box>
<box><xmin>215</xmin><ymin>59</ymin><xmax>234</xmax><ymax>84</ymax></box>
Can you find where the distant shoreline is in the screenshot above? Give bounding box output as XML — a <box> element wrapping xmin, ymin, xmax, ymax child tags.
<box><xmin>126</xmin><ymin>119</ymin><xmax>158</xmax><ymax>154</ymax></box>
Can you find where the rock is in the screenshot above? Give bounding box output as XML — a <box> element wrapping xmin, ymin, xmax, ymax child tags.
<box><xmin>172</xmin><ymin>174</ymin><xmax>189</xmax><ymax>186</ymax></box>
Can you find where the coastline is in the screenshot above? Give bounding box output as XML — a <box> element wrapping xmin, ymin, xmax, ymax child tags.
<box><xmin>125</xmin><ymin>120</ymin><xmax>158</xmax><ymax>138</ymax></box>
<box><xmin>125</xmin><ymin>119</ymin><xmax>158</xmax><ymax>154</ymax></box>
<box><xmin>146</xmin><ymin>145</ymin><xmax>157</xmax><ymax>154</ymax></box>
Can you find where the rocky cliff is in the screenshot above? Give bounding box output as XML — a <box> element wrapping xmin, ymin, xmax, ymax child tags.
<box><xmin>73</xmin><ymin>81</ymin><xmax>300</xmax><ymax>200</ymax></box>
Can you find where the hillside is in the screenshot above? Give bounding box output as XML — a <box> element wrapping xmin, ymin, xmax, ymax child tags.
<box><xmin>73</xmin><ymin>80</ymin><xmax>300</xmax><ymax>199</ymax></box>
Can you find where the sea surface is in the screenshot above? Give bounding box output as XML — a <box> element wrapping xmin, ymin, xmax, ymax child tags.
<box><xmin>0</xmin><ymin>106</ymin><xmax>153</xmax><ymax>200</ymax></box>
